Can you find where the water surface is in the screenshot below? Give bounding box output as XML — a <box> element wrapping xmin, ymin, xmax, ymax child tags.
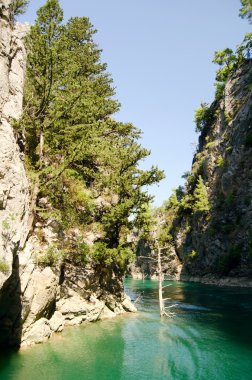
<box><xmin>0</xmin><ymin>279</ymin><xmax>252</xmax><ymax>380</ymax></box>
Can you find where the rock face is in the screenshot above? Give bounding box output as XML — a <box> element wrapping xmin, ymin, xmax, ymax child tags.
<box><xmin>0</xmin><ymin>1</ymin><xmax>29</xmax><ymax>286</ymax></box>
<box><xmin>0</xmin><ymin>1</ymin><xmax>30</xmax><ymax>347</ymax></box>
<box><xmin>131</xmin><ymin>61</ymin><xmax>252</xmax><ymax>286</ymax></box>
<box><xmin>172</xmin><ymin>61</ymin><xmax>252</xmax><ymax>283</ymax></box>
<box><xmin>20</xmin><ymin>238</ymin><xmax>136</xmax><ymax>347</ymax></box>
<box><xmin>129</xmin><ymin>239</ymin><xmax>182</xmax><ymax>281</ymax></box>
<box><xmin>0</xmin><ymin>4</ymin><xmax>136</xmax><ymax>349</ymax></box>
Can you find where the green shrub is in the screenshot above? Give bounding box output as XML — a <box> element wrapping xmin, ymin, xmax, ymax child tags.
<box><xmin>225</xmin><ymin>146</ymin><xmax>233</xmax><ymax>154</ymax></box>
<box><xmin>188</xmin><ymin>250</ymin><xmax>197</xmax><ymax>259</ymax></box>
<box><xmin>91</xmin><ymin>242</ymin><xmax>134</xmax><ymax>270</ymax></box>
<box><xmin>71</xmin><ymin>239</ymin><xmax>90</xmax><ymax>266</ymax></box>
<box><xmin>0</xmin><ymin>259</ymin><xmax>9</xmax><ymax>274</ymax></box>
<box><xmin>206</xmin><ymin>141</ymin><xmax>216</xmax><ymax>149</ymax></box>
<box><xmin>193</xmin><ymin>176</ymin><xmax>210</xmax><ymax>212</ymax></box>
<box><xmin>180</xmin><ymin>194</ymin><xmax>194</xmax><ymax>212</ymax></box>
<box><xmin>38</xmin><ymin>245</ymin><xmax>64</xmax><ymax>266</ymax></box>
<box><xmin>224</xmin><ymin>111</ymin><xmax>232</xmax><ymax>124</ymax></box>
<box><xmin>214</xmin><ymin>82</ymin><xmax>225</xmax><ymax>101</ymax></box>
<box><xmin>183</xmin><ymin>222</ymin><xmax>191</xmax><ymax>235</ymax></box>
<box><xmin>194</xmin><ymin>103</ymin><xmax>215</xmax><ymax>133</ymax></box>
<box><xmin>1</xmin><ymin>214</ymin><xmax>17</xmax><ymax>248</ymax></box>
<box><xmin>216</xmin><ymin>155</ymin><xmax>224</xmax><ymax>168</ymax></box>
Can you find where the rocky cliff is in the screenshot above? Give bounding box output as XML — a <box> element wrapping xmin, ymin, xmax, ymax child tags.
<box><xmin>150</xmin><ymin>59</ymin><xmax>252</xmax><ymax>286</ymax></box>
<box><xmin>0</xmin><ymin>0</ymin><xmax>30</xmax><ymax>347</ymax></box>
<box><xmin>0</xmin><ymin>1</ymin><xmax>136</xmax><ymax>349</ymax></box>
<box><xmin>0</xmin><ymin>0</ymin><xmax>29</xmax><ymax>287</ymax></box>
<box><xmin>173</xmin><ymin>60</ymin><xmax>252</xmax><ymax>285</ymax></box>
<box><xmin>131</xmin><ymin>60</ymin><xmax>252</xmax><ymax>286</ymax></box>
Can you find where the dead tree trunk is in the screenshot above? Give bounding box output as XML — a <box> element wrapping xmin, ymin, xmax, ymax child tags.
<box><xmin>157</xmin><ymin>244</ymin><xmax>165</xmax><ymax>316</ymax></box>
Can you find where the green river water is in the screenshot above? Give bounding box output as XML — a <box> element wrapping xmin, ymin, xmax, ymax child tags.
<box><xmin>0</xmin><ymin>279</ymin><xmax>252</xmax><ymax>380</ymax></box>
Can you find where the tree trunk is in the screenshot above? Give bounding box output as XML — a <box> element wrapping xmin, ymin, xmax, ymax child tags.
<box><xmin>157</xmin><ymin>244</ymin><xmax>164</xmax><ymax>316</ymax></box>
<box><xmin>39</xmin><ymin>129</ymin><xmax>44</xmax><ymax>169</ymax></box>
<box><xmin>20</xmin><ymin>180</ymin><xmax>39</xmax><ymax>249</ymax></box>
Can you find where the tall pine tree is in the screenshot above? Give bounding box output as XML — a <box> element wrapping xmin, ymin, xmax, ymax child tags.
<box><xmin>19</xmin><ymin>0</ymin><xmax>164</xmax><ymax>268</ymax></box>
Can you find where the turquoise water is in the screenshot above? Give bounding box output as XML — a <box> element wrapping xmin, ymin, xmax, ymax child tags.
<box><xmin>0</xmin><ymin>279</ymin><xmax>252</xmax><ymax>380</ymax></box>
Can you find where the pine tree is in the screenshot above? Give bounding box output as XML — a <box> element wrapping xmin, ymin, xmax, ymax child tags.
<box><xmin>18</xmin><ymin>0</ymin><xmax>164</xmax><ymax>268</ymax></box>
<box><xmin>193</xmin><ymin>176</ymin><xmax>210</xmax><ymax>212</ymax></box>
<box><xmin>11</xmin><ymin>0</ymin><xmax>29</xmax><ymax>19</ymax></box>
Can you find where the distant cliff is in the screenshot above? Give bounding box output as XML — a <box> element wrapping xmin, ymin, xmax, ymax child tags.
<box><xmin>172</xmin><ymin>60</ymin><xmax>252</xmax><ymax>284</ymax></box>
<box><xmin>131</xmin><ymin>59</ymin><xmax>252</xmax><ymax>286</ymax></box>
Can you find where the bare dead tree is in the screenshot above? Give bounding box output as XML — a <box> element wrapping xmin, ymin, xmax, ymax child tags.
<box><xmin>139</xmin><ymin>241</ymin><xmax>177</xmax><ymax>318</ymax></box>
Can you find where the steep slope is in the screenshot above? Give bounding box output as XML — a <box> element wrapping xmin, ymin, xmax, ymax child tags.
<box><xmin>131</xmin><ymin>60</ymin><xmax>252</xmax><ymax>286</ymax></box>
<box><xmin>0</xmin><ymin>0</ymin><xmax>30</xmax><ymax>347</ymax></box>
<box><xmin>0</xmin><ymin>1</ymin><xmax>29</xmax><ymax>286</ymax></box>
<box><xmin>170</xmin><ymin>60</ymin><xmax>252</xmax><ymax>284</ymax></box>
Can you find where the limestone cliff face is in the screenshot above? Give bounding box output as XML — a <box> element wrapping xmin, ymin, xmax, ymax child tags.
<box><xmin>0</xmin><ymin>0</ymin><xmax>29</xmax><ymax>287</ymax></box>
<box><xmin>0</xmin><ymin>0</ymin><xmax>31</xmax><ymax>347</ymax></box>
<box><xmin>172</xmin><ymin>60</ymin><xmax>252</xmax><ymax>284</ymax></box>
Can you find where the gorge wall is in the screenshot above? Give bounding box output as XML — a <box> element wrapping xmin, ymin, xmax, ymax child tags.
<box><xmin>0</xmin><ymin>0</ymin><xmax>30</xmax><ymax>347</ymax></box>
<box><xmin>131</xmin><ymin>60</ymin><xmax>252</xmax><ymax>287</ymax></box>
<box><xmin>0</xmin><ymin>0</ymin><xmax>29</xmax><ymax>287</ymax></box>
<box><xmin>0</xmin><ymin>2</ymin><xmax>135</xmax><ymax>349</ymax></box>
<box><xmin>174</xmin><ymin>60</ymin><xmax>252</xmax><ymax>285</ymax></box>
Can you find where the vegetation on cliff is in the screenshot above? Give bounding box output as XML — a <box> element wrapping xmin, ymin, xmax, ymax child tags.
<box><xmin>16</xmin><ymin>0</ymin><xmax>164</xmax><ymax>271</ymax></box>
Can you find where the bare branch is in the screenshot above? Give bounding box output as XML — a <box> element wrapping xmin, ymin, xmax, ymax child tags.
<box><xmin>137</xmin><ymin>256</ymin><xmax>158</xmax><ymax>261</ymax></box>
<box><xmin>162</xmin><ymin>284</ymin><xmax>172</xmax><ymax>289</ymax></box>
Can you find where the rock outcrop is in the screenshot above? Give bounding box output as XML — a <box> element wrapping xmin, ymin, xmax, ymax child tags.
<box><xmin>0</xmin><ymin>1</ymin><xmax>29</xmax><ymax>286</ymax></box>
<box><xmin>19</xmin><ymin>229</ymin><xmax>136</xmax><ymax>348</ymax></box>
<box><xmin>129</xmin><ymin>239</ymin><xmax>182</xmax><ymax>280</ymax></box>
<box><xmin>157</xmin><ymin>60</ymin><xmax>252</xmax><ymax>286</ymax></box>
<box><xmin>0</xmin><ymin>0</ymin><xmax>30</xmax><ymax>347</ymax></box>
<box><xmin>174</xmin><ymin>61</ymin><xmax>252</xmax><ymax>281</ymax></box>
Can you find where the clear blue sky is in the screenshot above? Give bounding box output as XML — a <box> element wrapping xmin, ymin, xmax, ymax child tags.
<box><xmin>19</xmin><ymin>0</ymin><xmax>249</xmax><ymax>207</ymax></box>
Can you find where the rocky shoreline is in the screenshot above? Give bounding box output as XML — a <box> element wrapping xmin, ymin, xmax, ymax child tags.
<box><xmin>179</xmin><ymin>275</ymin><xmax>252</xmax><ymax>288</ymax></box>
<box><xmin>130</xmin><ymin>271</ymin><xmax>252</xmax><ymax>288</ymax></box>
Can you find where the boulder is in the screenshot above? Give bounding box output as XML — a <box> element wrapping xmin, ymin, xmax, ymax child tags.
<box><xmin>49</xmin><ymin>311</ymin><xmax>64</xmax><ymax>332</ymax></box>
<box><xmin>22</xmin><ymin>318</ymin><xmax>52</xmax><ymax>346</ymax></box>
<box><xmin>122</xmin><ymin>295</ymin><xmax>137</xmax><ymax>313</ymax></box>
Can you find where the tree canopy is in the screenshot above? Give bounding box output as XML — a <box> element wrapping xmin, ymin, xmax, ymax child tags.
<box><xmin>11</xmin><ymin>0</ymin><xmax>29</xmax><ymax>18</ymax></box>
<box><xmin>19</xmin><ymin>0</ymin><xmax>164</xmax><ymax>269</ymax></box>
<box><xmin>239</xmin><ymin>0</ymin><xmax>252</xmax><ymax>24</ymax></box>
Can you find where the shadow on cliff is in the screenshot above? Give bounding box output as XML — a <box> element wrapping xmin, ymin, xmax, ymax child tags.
<box><xmin>0</xmin><ymin>252</ymin><xmax>22</xmax><ymax>351</ymax></box>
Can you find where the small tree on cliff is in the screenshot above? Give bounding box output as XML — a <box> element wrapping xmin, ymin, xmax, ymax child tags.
<box><xmin>11</xmin><ymin>0</ymin><xmax>29</xmax><ymax>18</ymax></box>
<box><xmin>239</xmin><ymin>0</ymin><xmax>252</xmax><ymax>24</ymax></box>
<box><xmin>193</xmin><ymin>175</ymin><xmax>210</xmax><ymax>212</ymax></box>
<box><xmin>212</xmin><ymin>48</ymin><xmax>237</xmax><ymax>82</ymax></box>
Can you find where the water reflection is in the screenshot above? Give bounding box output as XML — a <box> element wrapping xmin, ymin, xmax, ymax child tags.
<box><xmin>0</xmin><ymin>279</ymin><xmax>252</xmax><ymax>380</ymax></box>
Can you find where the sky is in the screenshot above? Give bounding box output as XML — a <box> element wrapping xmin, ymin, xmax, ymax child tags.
<box><xmin>19</xmin><ymin>0</ymin><xmax>250</xmax><ymax>207</ymax></box>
